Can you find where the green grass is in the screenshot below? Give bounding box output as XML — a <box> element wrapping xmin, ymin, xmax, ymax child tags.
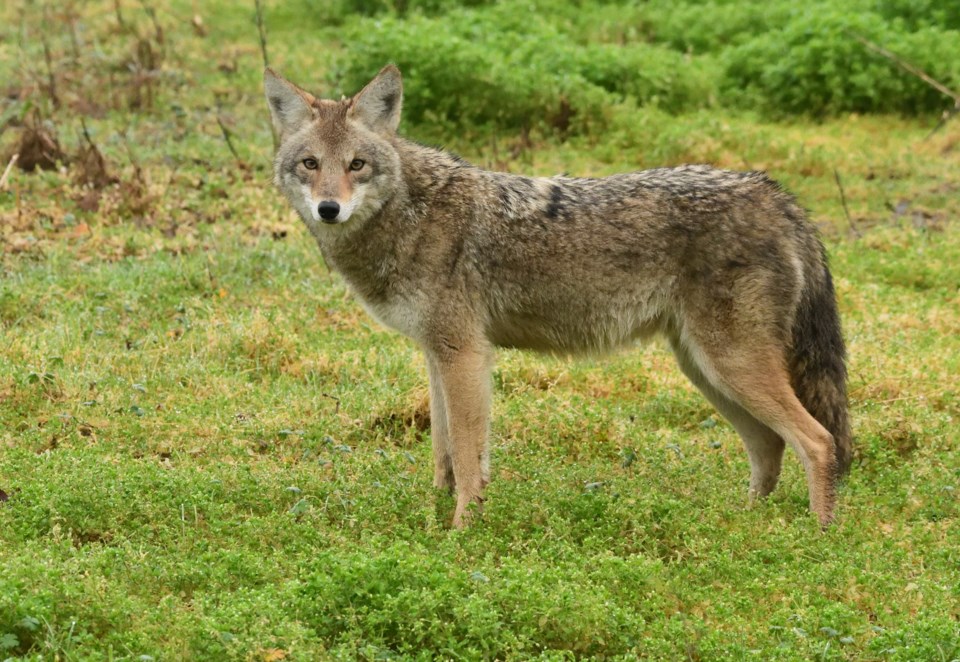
<box><xmin>1</xmin><ymin>1</ymin><xmax>959</xmax><ymax>659</ymax></box>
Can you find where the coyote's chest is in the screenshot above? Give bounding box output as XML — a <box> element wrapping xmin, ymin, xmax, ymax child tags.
<box><xmin>358</xmin><ymin>295</ymin><xmax>422</xmax><ymax>339</ymax></box>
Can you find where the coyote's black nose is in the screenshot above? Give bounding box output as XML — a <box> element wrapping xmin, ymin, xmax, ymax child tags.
<box><xmin>318</xmin><ymin>200</ymin><xmax>340</xmax><ymax>222</ymax></box>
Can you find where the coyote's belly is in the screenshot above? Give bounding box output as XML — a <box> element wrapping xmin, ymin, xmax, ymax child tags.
<box><xmin>486</xmin><ymin>290</ymin><xmax>669</xmax><ymax>355</ymax></box>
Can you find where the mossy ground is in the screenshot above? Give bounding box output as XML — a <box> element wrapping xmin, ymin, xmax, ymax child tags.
<box><xmin>1</xmin><ymin>1</ymin><xmax>958</xmax><ymax>659</ymax></box>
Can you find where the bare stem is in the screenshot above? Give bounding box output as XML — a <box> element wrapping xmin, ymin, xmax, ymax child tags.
<box><xmin>80</xmin><ymin>118</ymin><xmax>96</xmax><ymax>149</ymax></box>
<box><xmin>114</xmin><ymin>0</ymin><xmax>126</xmax><ymax>28</ymax></box>
<box><xmin>254</xmin><ymin>0</ymin><xmax>278</xmax><ymax>151</ymax></box>
<box><xmin>40</xmin><ymin>31</ymin><xmax>60</xmax><ymax>108</ymax></box>
<box><xmin>849</xmin><ymin>32</ymin><xmax>959</xmax><ymax>103</ymax></box>
<box><xmin>925</xmin><ymin>101</ymin><xmax>960</xmax><ymax>140</ymax></box>
<box><xmin>833</xmin><ymin>169</ymin><xmax>860</xmax><ymax>238</ymax></box>
<box><xmin>0</xmin><ymin>153</ymin><xmax>19</xmax><ymax>190</ymax></box>
<box><xmin>216</xmin><ymin>114</ymin><xmax>243</xmax><ymax>166</ymax></box>
<box><xmin>254</xmin><ymin>0</ymin><xmax>270</xmax><ymax>68</ymax></box>
<box><xmin>138</xmin><ymin>0</ymin><xmax>164</xmax><ymax>45</ymax></box>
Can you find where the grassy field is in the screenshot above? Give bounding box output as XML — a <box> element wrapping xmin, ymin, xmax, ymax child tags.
<box><xmin>1</xmin><ymin>1</ymin><xmax>959</xmax><ymax>659</ymax></box>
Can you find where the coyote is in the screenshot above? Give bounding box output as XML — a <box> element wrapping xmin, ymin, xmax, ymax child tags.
<box><xmin>264</xmin><ymin>65</ymin><xmax>852</xmax><ymax>528</ymax></box>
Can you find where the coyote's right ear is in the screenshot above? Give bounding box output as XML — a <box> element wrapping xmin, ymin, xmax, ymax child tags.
<box><xmin>349</xmin><ymin>64</ymin><xmax>403</xmax><ymax>135</ymax></box>
<box><xmin>264</xmin><ymin>68</ymin><xmax>316</xmax><ymax>139</ymax></box>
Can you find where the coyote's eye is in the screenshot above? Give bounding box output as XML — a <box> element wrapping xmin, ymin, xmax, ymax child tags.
<box><xmin>302</xmin><ymin>158</ymin><xmax>318</xmax><ymax>170</ymax></box>
<box><xmin>349</xmin><ymin>159</ymin><xmax>365</xmax><ymax>172</ymax></box>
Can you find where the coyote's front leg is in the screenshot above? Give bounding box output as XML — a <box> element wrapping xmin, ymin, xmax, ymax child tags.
<box><xmin>427</xmin><ymin>343</ymin><xmax>493</xmax><ymax>528</ymax></box>
<box><xmin>426</xmin><ymin>355</ymin><xmax>454</xmax><ymax>492</ymax></box>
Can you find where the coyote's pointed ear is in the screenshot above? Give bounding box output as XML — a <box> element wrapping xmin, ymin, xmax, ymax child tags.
<box><xmin>264</xmin><ymin>68</ymin><xmax>316</xmax><ymax>139</ymax></box>
<box><xmin>349</xmin><ymin>64</ymin><xmax>403</xmax><ymax>135</ymax></box>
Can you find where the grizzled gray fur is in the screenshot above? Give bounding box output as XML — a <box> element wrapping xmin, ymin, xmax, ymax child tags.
<box><xmin>266</xmin><ymin>64</ymin><xmax>851</xmax><ymax>529</ymax></box>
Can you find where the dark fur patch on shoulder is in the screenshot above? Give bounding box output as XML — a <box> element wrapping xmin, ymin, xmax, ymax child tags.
<box><xmin>545</xmin><ymin>184</ymin><xmax>567</xmax><ymax>220</ymax></box>
<box><xmin>497</xmin><ymin>183</ymin><xmax>514</xmax><ymax>215</ymax></box>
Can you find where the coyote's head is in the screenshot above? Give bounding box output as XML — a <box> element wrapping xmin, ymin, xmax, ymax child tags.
<box><xmin>264</xmin><ymin>65</ymin><xmax>403</xmax><ymax>234</ymax></box>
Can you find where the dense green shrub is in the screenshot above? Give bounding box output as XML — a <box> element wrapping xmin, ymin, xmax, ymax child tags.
<box><xmin>873</xmin><ymin>0</ymin><xmax>960</xmax><ymax>30</ymax></box>
<box><xmin>639</xmin><ymin>0</ymin><xmax>796</xmax><ymax>54</ymax></box>
<box><xmin>332</xmin><ymin>7</ymin><xmax>716</xmax><ymax>134</ymax></box>
<box><xmin>722</xmin><ymin>10</ymin><xmax>960</xmax><ymax>115</ymax></box>
<box><xmin>318</xmin><ymin>0</ymin><xmax>956</xmax><ymax>126</ymax></box>
<box><xmin>331</xmin><ymin>14</ymin><xmax>584</xmax><ymax>133</ymax></box>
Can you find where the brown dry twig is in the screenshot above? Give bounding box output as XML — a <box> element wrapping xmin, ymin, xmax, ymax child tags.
<box><xmin>216</xmin><ymin>113</ymin><xmax>244</xmax><ymax>167</ymax></box>
<box><xmin>833</xmin><ymin>169</ymin><xmax>861</xmax><ymax>238</ymax></box>
<box><xmin>322</xmin><ymin>393</ymin><xmax>341</xmax><ymax>415</ymax></box>
<box><xmin>40</xmin><ymin>30</ymin><xmax>60</xmax><ymax>109</ymax></box>
<box><xmin>138</xmin><ymin>0</ymin><xmax>165</xmax><ymax>45</ymax></box>
<box><xmin>75</xmin><ymin>119</ymin><xmax>118</xmax><ymax>189</ymax></box>
<box><xmin>254</xmin><ymin>0</ymin><xmax>278</xmax><ymax>151</ymax></box>
<box><xmin>0</xmin><ymin>154</ymin><xmax>19</xmax><ymax>190</ymax></box>
<box><xmin>113</xmin><ymin>0</ymin><xmax>126</xmax><ymax>29</ymax></box>
<box><xmin>254</xmin><ymin>0</ymin><xmax>270</xmax><ymax>68</ymax></box>
<box><xmin>848</xmin><ymin>32</ymin><xmax>960</xmax><ymax>139</ymax></box>
<box><xmin>926</xmin><ymin>103</ymin><xmax>960</xmax><ymax>141</ymax></box>
<box><xmin>849</xmin><ymin>32</ymin><xmax>958</xmax><ymax>101</ymax></box>
<box><xmin>116</xmin><ymin>127</ymin><xmax>155</xmax><ymax>218</ymax></box>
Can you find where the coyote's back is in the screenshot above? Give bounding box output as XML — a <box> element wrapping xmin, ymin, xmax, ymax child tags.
<box><xmin>265</xmin><ymin>64</ymin><xmax>851</xmax><ymax>529</ymax></box>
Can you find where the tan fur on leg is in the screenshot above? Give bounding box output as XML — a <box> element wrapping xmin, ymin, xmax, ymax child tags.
<box><xmin>695</xmin><ymin>347</ymin><xmax>837</xmax><ymax>527</ymax></box>
<box><xmin>670</xmin><ymin>336</ymin><xmax>786</xmax><ymax>499</ymax></box>
<box><xmin>427</xmin><ymin>356</ymin><xmax>455</xmax><ymax>493</ymax></box>
<box><xmin>429</xmin><ymin>344</ymin><xmax>493</xmax><ymax>528</ymax></box>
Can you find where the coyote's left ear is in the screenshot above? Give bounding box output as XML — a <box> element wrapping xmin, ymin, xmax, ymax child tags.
<box><xmin>349</xmin><ymin>64</ymin><xmax>403</xmax><ymax>135</ymax></box>
<box><xmin>264</xmin><ymin>68</ymin><xmax>317</xmax><ymax>139</ymax></box>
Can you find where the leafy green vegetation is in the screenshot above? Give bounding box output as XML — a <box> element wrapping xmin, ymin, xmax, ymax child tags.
<box><xmin>331</xmin><ymin>7</ymin><xmax>716</xmax><ymax>133</ymax></box>
<box><xmin>320</xmin><ymin>0</ymin><xmax>960</xmax><ymax>131</ymax></box>
<box><xmin>721</xmin><ymin>10</ymin><xmax>960</xmax><ymax>115</ymax></box>
<box><xmin>1</xmin><ymin>0</ymin><xmax>958</xmax><ymax>659</ymax></box>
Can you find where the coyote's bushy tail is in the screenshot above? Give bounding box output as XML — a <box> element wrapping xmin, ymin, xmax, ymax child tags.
<box><xmin>789</xmin><ymin>254</ymin><xmax>853</xmax><ymax>476</ymax></box>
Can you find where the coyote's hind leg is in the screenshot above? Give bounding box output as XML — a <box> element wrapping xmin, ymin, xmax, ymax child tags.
<box><xmin>674</xmin><ymin>325</ymin><xmax>837</xmax><ymax>526</ymax></box>
<box><xmin>669</xmin><ymin>336</ymin><xmax>786</xmax><ymax>499</ymax></box>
